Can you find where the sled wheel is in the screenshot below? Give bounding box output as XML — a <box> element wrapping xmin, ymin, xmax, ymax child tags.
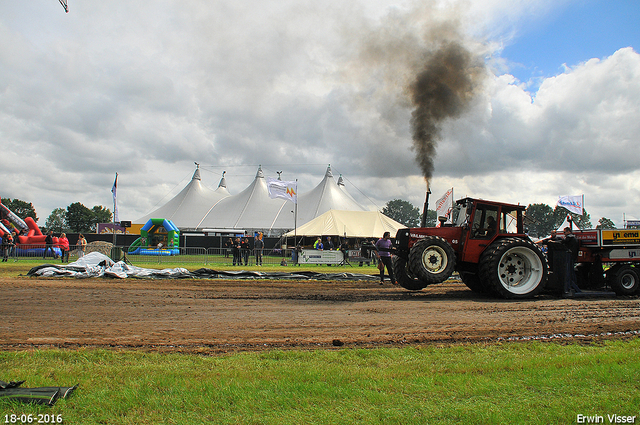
<box><xmin>393</xmin><ymin>256</ymin><xmax>427</xmax><ymax>291</ymax></box>
<box><xmin>479</xmin><ymin>238</ymin><xmax>547</xmax><ymax>299</ymax></box>
<box><xmin>609</xmin><ymin>265</ymin><xmax>640</xmax><ymax>296</ymax></box>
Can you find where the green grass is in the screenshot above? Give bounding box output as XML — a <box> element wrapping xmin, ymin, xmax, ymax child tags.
<box><xmin>1</xmin><ymin>341</ymin><xmax>640</xmax><ymax>424</ymax></box>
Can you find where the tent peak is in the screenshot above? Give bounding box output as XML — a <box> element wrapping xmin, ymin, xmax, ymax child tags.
<box><xmin>337</xmin><ymin>174</ymin><xmax>345</xmax><ymax>186</ymax></box>
<box><xmin>192</xmin><ymin>164</ymin><xmax>201</xmax><ymax>181</ymax></box>
<box><xmin>256</xmin><ymin>165</ymin><xmax>264</xmax><ymax>179</ymax></box>
<box><xmin>325</xmin><ymin>165</ymin><xmax>333</xmax><ymax>178</ymax></box>
<box><xmin>218</xmin><ymin>171</ymin><xmax>227</xmax><ymax>188</ymax></box>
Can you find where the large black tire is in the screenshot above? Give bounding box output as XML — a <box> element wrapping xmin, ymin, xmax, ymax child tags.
<box><xmin>408</xmin><ymin>236</ymin><xmax>456</xmax><ymax>284</ymax></box>
<box><xmin>392</xmin><ymin>256</ymin><xmax>428</xmax><ymax>291</ymax></box>
<box><xmin>608</xmin><ymin>265</ymin><xmax>640</xmax><ymax>296</ymax></box>
<box><xmin>459</xmin><ymin>272</ymin><xmax>492</xmax><ymax>295</ymax></box>
<box><xmin>478</xmin><ymin>238</ymin><xmax>547</xmax><ymax>299</ymax></box>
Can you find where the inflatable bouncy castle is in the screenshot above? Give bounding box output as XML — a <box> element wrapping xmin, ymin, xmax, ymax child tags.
<box><xmin>128</xmin><ymin>218</ymin><xmax>180</xmax><ymax>255</ymax></box>
<box><xmin>0</xmin><ymin>201</ymin><xmax>61</xmax><ymax>257</ymax></box>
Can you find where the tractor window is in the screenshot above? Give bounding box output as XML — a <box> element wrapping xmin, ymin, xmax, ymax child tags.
<box><xmin>471</xmin><ymin>206</ymin><xmax>498</xmax><ymax>239</ymax></box>
<box><xmin>500</xmin><ymin>209</ymin><xmax>519</xmax><ymax>234</ymax></box>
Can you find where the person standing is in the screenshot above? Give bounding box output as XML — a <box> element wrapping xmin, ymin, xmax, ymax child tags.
<box><xmin>43</xmin><ymin>230</ymin><xmax>56</xmax><ymax>259</ymax></box>
<box><xmin>77</xmin><ymin>234</ymin><xmax>87</xmax><ymax>258</ymax></box>
<box><xmin>58</xmin><ymin>233</ymin><xmax>70</xmax><ymax>263</ymax></box>
<box><xmin>232</xmin><ymin>237</ymin><xmax>241</xmax><ymax>266</ymax></box>
<box><xmin>314</xmin><ymin>237</ymin><xmax>323</xmax><ymax>250</ymax></box>
<box><xmin>326</xmin><ymin>236</ymin><xmax>334</xmax><ymax>250</ymax></box>
<box><xmin>375</xmin><ymin>231</ymin><xmax>396</xmax><ymax>285</ymax></box>
<box><xmin>254</xmin><ymin>232</ymin><xmax>264</xmax><ymax>266</ymax></box>
<box><xmin>224</xmin><ymin>238</ymin><xmax>232</xmax><ymax>258</ymax></box>
<box><xmin>1</xmin><ymin>233</ymin><xmax>8</xmax><ymax>262</ymax></box>
<box><xmin>561</xmin><ymin>227</ymin><xmax>581</xmax><ymax>293</ymax></box>
<box><xmin>241</xmin><ymin>237</ymin><xmax>250</xmax><ymax>266</ymax></box>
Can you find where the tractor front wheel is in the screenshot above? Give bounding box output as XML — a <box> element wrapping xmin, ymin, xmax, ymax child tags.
<box><xmin>408</xmin><ymin>236</ymin><xmax>456</xmax><ymax>284</ymax></box>
<box><xmin>393</xmin><ymin>256</ymin><xmax>427</xmax><ymax>291</ymax></box>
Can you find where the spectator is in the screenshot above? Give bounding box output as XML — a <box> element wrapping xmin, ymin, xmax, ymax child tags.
<box><xmin>58</xmin><ymin>233</ymin><xmax>70</xmax><ymax>263</ymax></box>
<box><xmin>254</xmin><ymin>232</ymin><xmax>264</xmax><ymax>266</ymax></box>
<box><xmin>375</xmin><ymin>231</ymin><xmax>396</xmax><ymax>285</ymax></box>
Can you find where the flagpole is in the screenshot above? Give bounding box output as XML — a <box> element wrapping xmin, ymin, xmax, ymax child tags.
<box><xmin>294</xmin><ymin>179</ymin><xmax>298</xmax><ymax>257</ymax></box>
<box><xmin>112</xmin><ymin>172</ymin><xmax>118</xmax><ymax>249</ymax></box>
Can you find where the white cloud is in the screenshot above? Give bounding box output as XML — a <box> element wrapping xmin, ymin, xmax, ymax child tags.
<box><xmin>0</xmin><ymin>0</ymin><xmax>637</xmax><ymax>228</ymax></box>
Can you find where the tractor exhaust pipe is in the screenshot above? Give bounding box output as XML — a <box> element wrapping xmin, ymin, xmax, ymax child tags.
<box><xmin>420</xmin><ymin>187</ymin><xmax>431</xmax><ymax>228</ymax></box>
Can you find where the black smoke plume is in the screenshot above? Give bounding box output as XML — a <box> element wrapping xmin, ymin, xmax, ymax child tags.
<box><xmin>409</xmin><ymin>40</ymin><xmax>485</xmax><ymax>184</ymax></box>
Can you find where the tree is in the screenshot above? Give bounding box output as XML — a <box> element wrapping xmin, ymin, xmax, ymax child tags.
<box><xmin>525</xmin><ymin>203</ymin><xmax>556</xmax><ymax>237</ymax></box>
<box><xmin>596</xmin><ymin>217</ymin><xmax>616</xmax><ymax>230</ymax></box>
<box><xmin>382</xmin><ymin>199</ymin><xmax>421</xmax><ymax>227</ymax></box>
<box><xmin>1</xmin><ymin>198</ymin><xmax>38</xmax><ymax>222</ymax></box>
<box><xmin>45</xmin><ymin>208</ymin><xmax>68</xmax><ymax>233</ymax></box>
<box><xmin>90</xmin><ymin>205</ymin><xmax>112</xmax><ymax>232</ymax></box>
<box><xmin>66</xmin><ymin>202</ymin><xmax>94</xmax><ymax>233</ymax></box>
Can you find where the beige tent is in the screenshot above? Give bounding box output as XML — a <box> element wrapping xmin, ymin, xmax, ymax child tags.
<box><xmin>285</xmin><ymin>209</ymin><xmax>405</xmax><ymax>238</ymax></box>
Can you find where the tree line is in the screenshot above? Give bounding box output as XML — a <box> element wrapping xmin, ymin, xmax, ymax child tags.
<box><xmin>382</xmin><ymin>199</ymin><xmax>616</xmax><ymax>237</ymax></box>
<box><xmin>1</xmin><ymin>198</ymin><xmax>112</xmax><ymax>234</ymax></box>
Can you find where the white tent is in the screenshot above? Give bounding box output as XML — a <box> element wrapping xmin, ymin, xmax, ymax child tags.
<box><xmin>137</xmin><ymin>165</ymin><xmax>230</xmax><ymax>229</ymax></box>
<box><xmin>284</xmin><ymin>209</ymin><xmax>405</xmax><ymax>238</ymax></box>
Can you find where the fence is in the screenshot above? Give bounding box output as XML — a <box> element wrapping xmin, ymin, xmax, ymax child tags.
<box><xmin>2</xmin><ymin>244</ymin><xmax>374</xmax><ymax>268</ymax></box>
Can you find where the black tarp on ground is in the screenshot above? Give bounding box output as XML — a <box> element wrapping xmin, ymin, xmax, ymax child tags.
<box><xmin>0</xmin><ymin>380</ymin><xmax>78</xmax><ymax>406</ymax></box>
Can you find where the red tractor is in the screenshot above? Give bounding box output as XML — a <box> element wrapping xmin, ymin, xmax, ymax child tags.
<box><xmin>392</xmin><ymin>197</ymin><xmax>548</xmax><ymax>298</ymax></box>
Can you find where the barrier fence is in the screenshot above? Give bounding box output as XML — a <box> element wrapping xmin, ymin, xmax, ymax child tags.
<box><xmin>2</xmin><ymin>244</ymin><xmax>377</xmax><ymax>268</ymax></box>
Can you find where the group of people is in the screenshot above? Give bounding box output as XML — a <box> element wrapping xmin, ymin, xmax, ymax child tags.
<box><xmin>0</xmin><ymin>231</ymin><xmax>15</xmax><ymax>262</ymax></box>
<box><xmin>539</xmin><ymin>227</ymin><xmax>581</xmax><ymax>295</ymax></box>
<box><xmin>43</xmin><ymin>231</ymin><xmax>87</xmax><ymax>263</ymax></box>
<box><xmin>0</xmin><ymin>229</ymin><xmax>87</xmax><ymax>262</ymax></box>
<box><xmin>225</xmin><ymin>232</ymin><xmax>265</xmax><ymax>266</ymax></box>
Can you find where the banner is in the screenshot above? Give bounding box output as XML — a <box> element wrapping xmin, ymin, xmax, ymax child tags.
<box><xmin>435</xmin><ymin>188</ymin><xmax>454</xmax><ymax>225</ymax></box>
<box><xmin>266</xmin><ymin>177</ymin><xmax>297</xmax><ymax>204</ymax></box>
<box><xmin>556</xmin><ymin>195</ymin><xmax>583</xmax><ymax>215</ymax></box>
<box><xmin>111</xmin><ymin>173</ymin><xmax>119</xmax><ymax>223</ymax></box>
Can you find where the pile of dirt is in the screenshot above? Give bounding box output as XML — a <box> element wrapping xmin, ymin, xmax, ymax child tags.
<box><xmin>85</xmin><ymin>241</ymin><xmax>113</xmax><ymax>256</ymax></box>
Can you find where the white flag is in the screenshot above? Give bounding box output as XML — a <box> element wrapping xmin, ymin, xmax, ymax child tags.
<box><xmin>557</xmin><ymin>195</ymin><xmax>583</xmax><ymax>215</ymax></box>
<box><xmin>266</xmin><ymin>177</ymin><xmax>297</xmax><ymax>204</ymax></box>
<box><xmin>435</xmin><ymin>188</ymin><xmax>454</xmax><ymax>224</ymax></box>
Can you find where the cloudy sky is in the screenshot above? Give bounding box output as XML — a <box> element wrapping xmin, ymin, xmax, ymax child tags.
<box><xmin>2</xmin><ymin>0</ymin><xmax>639</xmax><ymax>227</ymax></box>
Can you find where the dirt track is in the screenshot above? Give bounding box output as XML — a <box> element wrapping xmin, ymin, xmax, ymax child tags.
<box><xmin>1</xmin><ymin>277</ymin><xmax>639</xmax><ymax>353</ymax></box>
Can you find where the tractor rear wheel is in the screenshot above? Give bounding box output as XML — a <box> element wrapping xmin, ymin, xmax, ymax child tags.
<box><xmin>393</xmin><ymin>256</ymin><xmax>427</xmax><ymax>290</ymax></box>
<box><xmin>609</xmin><ymin>265</ymin><xmax>639</xmax><ymax>296</ymax></box>
<box><xmin>459</xmin><ymin>272</ymin><xmax>492</xmax><ymax>295</ymax></box>
<box><xmin>408</xmin><ymin>236</ymin><xmax>456</xmax><ymax>284</ymax></box>
<box><xmin>478</xmin><ymin>238</ymin><xmax>547</xmax><ymax>299</ymax></box>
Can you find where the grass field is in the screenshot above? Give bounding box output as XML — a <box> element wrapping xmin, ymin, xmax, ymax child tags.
<box><xmin>1</xmin><ymin>341</ymin><xmax>639</xmax><ymax>424</ymax></box>
<box><xmin>0</xmin><ymin>256</ymin><xmax>381</xmax><ymax>278</ymax></box>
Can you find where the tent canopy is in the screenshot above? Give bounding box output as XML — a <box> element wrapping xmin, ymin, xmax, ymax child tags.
<box><xmin>285</xmin><ymin>209</ymin><xmax>405</xmax><ymax>239</ymax></box>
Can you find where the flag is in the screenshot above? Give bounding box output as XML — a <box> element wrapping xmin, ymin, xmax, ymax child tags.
<box><xmin>266</xmin><ymin>177</ymin><xmax>297</xmax><ymax>204</ymax></box>
<box><xmin>435</xmin><ymin>188</ymin><xmax>454</xmax><ymax>225</ymax></box>
<box><xmin>111</xmin><ymin>173</ymin><xmax>119</xmax><ymax>223</ymax></box>
<box><xmin>557</xmin><ymin>195</ymin><xmax>583</xmax><ymax>215</ymax></box>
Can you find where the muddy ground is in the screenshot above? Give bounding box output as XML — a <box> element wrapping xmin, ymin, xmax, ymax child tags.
<box><xmin>1</xmin><ymin>276</ymin><xmax>639</xmax><ymax>353</ymax></box>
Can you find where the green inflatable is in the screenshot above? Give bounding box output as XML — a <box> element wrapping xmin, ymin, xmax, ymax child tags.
<box><xmin>128</xmin><ymin>218</ymin><xmax>180</xmax><ymax>255</ymax></box>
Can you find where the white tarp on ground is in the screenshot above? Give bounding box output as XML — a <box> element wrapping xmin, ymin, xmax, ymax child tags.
<box><xmin>285</xmin><ymin>209</ymin><xmax>405</xmax><ymax>238</ymax></box>
<box><xmin>28</xmin><ymin>252</ymin><xmax>191</xmax><ymax>279</ymax></box>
